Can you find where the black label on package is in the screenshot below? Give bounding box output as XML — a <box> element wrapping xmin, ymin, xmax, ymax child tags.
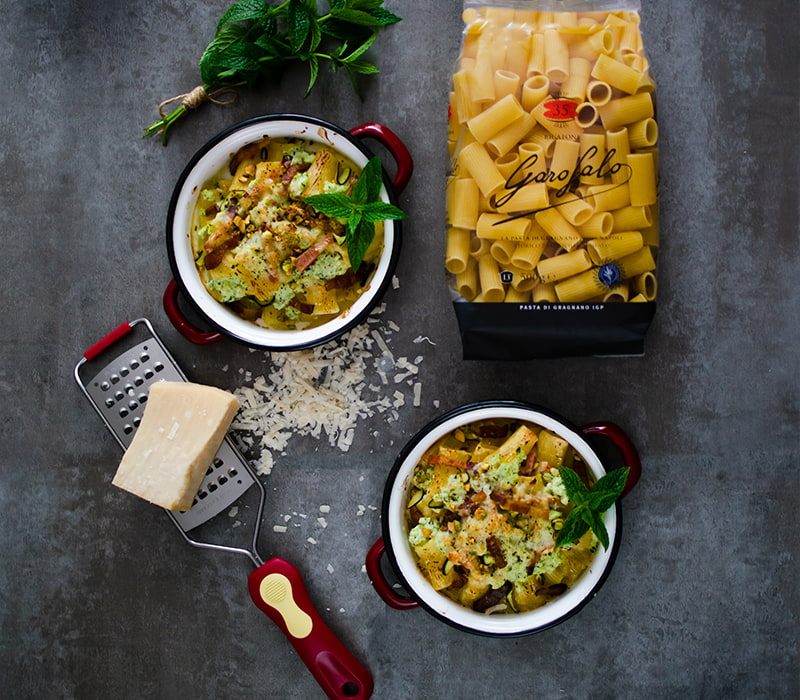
<box><xmin>453</xmin><ymin>302</ymin><xmax>656</xmax><ymax>360</ymax></box>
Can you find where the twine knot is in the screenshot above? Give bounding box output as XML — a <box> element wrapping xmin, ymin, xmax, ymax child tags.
<box><xmin>158</xmin><ymin>82</ymin><xmax>245</xmax><ymax>118</ymax></box>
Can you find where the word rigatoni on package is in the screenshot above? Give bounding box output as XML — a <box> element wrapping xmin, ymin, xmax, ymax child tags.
<box><xmin>446</xmin><ymin>2</ymin><xmax>658</xmax><ymax>359</ymax></box>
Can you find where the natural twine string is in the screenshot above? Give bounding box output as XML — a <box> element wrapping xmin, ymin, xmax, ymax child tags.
<box><xmin>157</xmin><ymin>82</ymin><xmax>246</xmax><ymax>118</ymax></box>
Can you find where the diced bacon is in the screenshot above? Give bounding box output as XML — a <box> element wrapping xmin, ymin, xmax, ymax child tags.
<box><xmin>295</xmin><ymin>235</ymin><xmax>333</xmax><ymax>272</ymax></box>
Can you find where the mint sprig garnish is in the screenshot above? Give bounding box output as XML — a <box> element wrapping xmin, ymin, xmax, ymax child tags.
<box><xmin>144</xmin><ymin>0</ymin><xmax>402</xmax><ymax>144</ymax></box>
<box><xmin>303</xmin><ymin>156</ymin><xmax>405</xmax><ymax>271</ymax></box>
<box><xmin>555</xmin><ymin>465</ymin><xmax>630</xmax><ymax>550</ymax></box>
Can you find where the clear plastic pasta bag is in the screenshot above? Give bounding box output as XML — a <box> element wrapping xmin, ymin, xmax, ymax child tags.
<box><xmin>446</xmin><ymin>0</ymin><xmax>658</xmax><ymax>359</ymax></box>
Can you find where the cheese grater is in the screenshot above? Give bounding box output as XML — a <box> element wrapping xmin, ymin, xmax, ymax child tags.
<box><xmin>74</xmin><ymin>318</ymin><xmax>373</xmax><ymax>700</ymax></box>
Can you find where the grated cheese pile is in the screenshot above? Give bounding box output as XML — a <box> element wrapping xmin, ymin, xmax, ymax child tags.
<box><xmin>231</xmin><ymin>303</ymin><xmax>428</xmax><ymax>475</ymax></box>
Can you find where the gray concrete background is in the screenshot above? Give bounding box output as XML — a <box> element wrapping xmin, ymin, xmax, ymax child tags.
<box><xmin>1</xmin><ymin>1</ymin><xmax>798</xmax><ymax>698</ymax></box>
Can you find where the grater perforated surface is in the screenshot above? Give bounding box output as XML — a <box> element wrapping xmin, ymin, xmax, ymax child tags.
<box><xmin>75</xmin><ymin>318</ymin><xmax>255</xmax><ymax>532</ymax></box>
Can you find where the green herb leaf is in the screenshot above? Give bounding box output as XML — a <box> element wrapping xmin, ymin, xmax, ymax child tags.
<box><xmin>360</xmin><ymin>201</ymin><xmax>406</xmax><ymax>222</ymax></box>
<box><xmin>347</xmin><ymin>218</ymin><xmax>377</xmax><ymax>272</ymax></box>
<box><xmin>302</xmin><ymin>193</ymin><xmax>355</xmax><ymax>219</ymax></box>
<box><xmin>556</xmin><ymin>508</ymin><xmax>591</xmax><ymax>547</ymax></box>
<box><xmin>588</xmin><ymin>467</ymin><xmax>630</xmax><ymax>513</ymax></box>
<box><xmin>560</xmin><ymin>466</ymin><xmax>589</xmax><ymax>505</ymax></box>
<box><xmin>303</xmin><ymin>156</ymin><xmax>405</xmax><ymax>271</ymax></box>
<box><xmin>216</xmin><ymin>0</ymin><xmax>271</xmax><ymax>31</ymax></box>
<box><xmin>555</xmin><ymin>465</ymin><xmax>629</xmax><ymax>550</ymax></box>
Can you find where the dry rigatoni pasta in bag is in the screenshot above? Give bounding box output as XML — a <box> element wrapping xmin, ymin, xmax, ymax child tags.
<box><xmin>446</xmin><ymin>1</ymin><xmax>658</xmax><ymax>359</ymax></box>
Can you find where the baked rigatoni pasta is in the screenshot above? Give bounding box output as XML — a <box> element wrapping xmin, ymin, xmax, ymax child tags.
<box><xmin>446</xmin><ymin>3</ymin><xmax>658</xmax><ymax>307</ymax></box>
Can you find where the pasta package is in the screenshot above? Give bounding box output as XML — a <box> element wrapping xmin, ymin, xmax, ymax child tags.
<box><xmin>446</xmin><ymin>1</ymin><xmax>658</xmax><ymax>359</ymax></box>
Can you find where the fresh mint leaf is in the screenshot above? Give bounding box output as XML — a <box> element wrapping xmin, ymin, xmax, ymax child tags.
<box><xmin>560</xmin><ymin>466</ymin><xmax>589</xmax><ymax>504</ymax></box>
<box><xmin>351</xmin><ymin>157</ymin><xmax>383</xmax><ymax>204</ymax></box>
<box><xmin>368</xmin><ymin>8</ymin><xmax>402</xmax><ymax>25</ymax></box>
<box><xmin>330</xmin><ymin>8</ymin><xmax>383</xmax><ymax>26</ymax></box>
<box><xmin>216</xmin><ymin>0</ymin><xmax>271</xmax><ymax>31</ymax></box>
<box><xmin>556</xmin><ymin>508</ymin><xmax>591</xmax><ymax>547</ymax></box>
<box><xmin>302</xmin><ymin>193</ymin><xmax>354</xmax><ymax>219</ymax></box>
<box><xmin>347</xmin><ymin>218</ymin><xmax>376</xmax><ymax>272</ymax></box>
<box><xmin>360</xmin><ymin>201</ymin><xmax>405</xmax><ymax>222</ymax></box>
<box><xmin>586</xmin><ymin>508</ymin><xmax>610</xmax><ymax>550</ymax></box>
<box><xmin>288</xmin><ymin>0</ymin><xmax>312</xmax><ymax>53</ymax></box>
<box><xmin>303</xmin><ymin>156</ymin><xmax>405</xmax><ymax>271</ymax></box>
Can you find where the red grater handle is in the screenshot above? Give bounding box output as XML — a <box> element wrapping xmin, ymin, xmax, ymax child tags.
<box><xmin>82</xmin><ymin>322</ymin><xmax>133</xmax><ymax>361</ymax></box>
<box><xmin>248</xmin><ymin>558</ymin><xmax>373</xmax><ymax>700</ymax></box>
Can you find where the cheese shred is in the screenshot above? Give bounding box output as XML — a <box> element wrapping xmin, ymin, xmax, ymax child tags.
<box><xmin>231</xmin><ymin>308</ymin><xmax>430</xmax><ymax>475</ymax></box>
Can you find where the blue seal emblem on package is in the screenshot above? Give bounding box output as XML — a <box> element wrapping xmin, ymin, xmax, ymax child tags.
<box><xmin>598</xmin><ymin>263</ymin><xmax>622</xmax><ymax>287</ymax></box>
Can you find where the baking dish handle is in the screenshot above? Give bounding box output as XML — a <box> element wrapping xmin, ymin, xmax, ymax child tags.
<box><xmin>162</xmin><ymin>278</ymin><xmax>223</xmax><ymax>345</ymax></box>
<box><xmin>365</xmin><ymin>538</ymin><xmax>419</xmax><ymax>610</ymax></box>
<box><xmin>349</xmin><ymin>123</ymin><xmax>413</xmax><ymax>196</ymax></box>
<box><xmin>580</xmin><ymin>421</ymin><xmax>641</xmax><ymax>498</ymax></box>
<box><xmin>248</xmin><ymin>558</ymin><xmax>373</xmax><ymax>700</ymax></box>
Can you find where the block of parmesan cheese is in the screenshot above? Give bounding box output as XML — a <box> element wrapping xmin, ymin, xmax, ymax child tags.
<box><xmin>112</xmin><ymin>381</ymin><xmax>240</xmax><ymax>511</ymax></box>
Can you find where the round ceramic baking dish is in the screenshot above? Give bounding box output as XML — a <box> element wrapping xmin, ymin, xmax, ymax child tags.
<box><xmin>163</xmin><ymin>114</ymin><xmax>412</xmax><ymax>349</ymax></box>
<box><xmin>366</xmin><ymin>400</ymin><xmax>641</xmax><ymax>637</ymax></box>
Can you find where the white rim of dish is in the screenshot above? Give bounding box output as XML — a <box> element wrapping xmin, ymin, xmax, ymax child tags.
<box><xmin>169</xmin><ymin>117</ymin><xmax>398</xmax><ymax>348</ymax></box>
<box><xmin>385</xmin><ymin>404</ymin><xmax>618</xmax><ymax>635</ymax></box>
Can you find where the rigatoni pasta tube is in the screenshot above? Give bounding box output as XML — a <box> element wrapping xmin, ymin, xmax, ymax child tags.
<box><xmin>508</xmin><ymin>267</ymin><xmax>538</xmax><ymax>292</ymax></box>
<box><xmin>597</xmin><ymin>92</ymin><xmax>654</xmax><ymax>130</ymax></box>
<box><xmin>511</xmin><ymin>240</ymin><xmax>547</xmax><ymax>270</ymax></box>
<box><xmin>448</xmin><ymin>178</ymin><xmax>480</xmax><ymax>229</ymax></box>
<box><xmin>452</xmin><ymin>68</ymin><xmax>480</xmax><ymax>124</ymax></box>
<box><xmin>458</xmin><ymin>141</ymin><xmax>506</xmax><ymax>196</ymax></box>
<box><xmin>627</xmin><ymin>153</ymin><xmax>657</xmax><ymax>206</ymax></box>
<box><xmin>606</xmin><ymin>127</ymin><xmax>631</xmax><ymax>184</ymax></box>
<box><xmin>535</xmin><ymin>207</ymin><xmax>583</xmax><ymax>251</ymax></box>
<box><xmin>618</xmin><ymin>246</ymin><xmax>656</xmax><ymax>278</ymax></box>
<box><xmin>504</xmin><ymin>286</ymin><xmax>531</xmax><ymax>303</ymax></box>
<box><xmin>547</xmin><ymin>139</ymin><xmax>580</xmax><ymax>189</ymax></box>
<box><xmin>603</xmin><ymin>284</ymin><xmax>630</xmax><ymax>302</ymax></box>
<box><xmin>586</xmin><ymin>231</ymin><xmax>644</xmax><ymax>264</ymax></box>
<box><xmin>634</xmin><ymin>271</ymin><xmax>657</xmax><ymax>300</ymax></box>
<box><xmin>486</xmin><ymin>111</ymin><xmax>536</xmax><ymax>157</ymax></box>
<box><xmin>537</xmin><ymin>249</ymin><xmax>592</xmax><ymax>283</ymax></box>
<box><xmin>612</xmin><ymin>204</ymin><xmax>652</xmax><ymax>231</ymax></box>
<box><xmin>457</xmin><ymin>258</ymin><xmax>478</xmax><ymax>300</ymax></box>
<box><xmin>477</xmin><ymin>212</ymin><xmax>531</xmax><ymax>240</ymax></box>
<box><xmin>591</xmin><ymin>53</ymin><xmax>643</xmax><ymax>94</ymax></box>
<box><xmin>561</xmin><ymin>57</ymin><xmax>592</xmax><ymax>101</ymax></box>
<box><xmin>578</xmin><ymin>132</ymin><xmax>606</xmax><ymax>186</ymax></box>
<box><xmin>478</xmin><ymin>254</ymin><xmax>506</xmax><ymax>301</ymax></box>
<box><xmin>577</xmin><ymin>211</ymin><xmax>613</xmax><ymax>238</ymax></box>
<box><xmin>490</xmin><ymin>238</ymin><xmax>517</xmax><ymax>266</ymax></box>
<box><xmin>526</xmin><ymin>32</ymin><xmax>545</xmax><ymax>77</ymax></box>
<box><xmin>586</xmin><ymin>79</ymin><xmax>612</xmax><ymax>106</ymax></box>
<box><xmin>584</xmin><ymin>182</ymin><xmax>630</xmax><ymax>212</ymax></box>
<box><xmin>551</xmin><ymin>191</ymin><xmax>594</xmax><ymax>225</ymax></box>
<box><xmin>554</xmin><ymin>269</ymin><xmax>606</xmax><ymax>302</ymax></box>
<box><xmin>532</xmin><ymin>282</ymin><xmax>557</xmax><ymax>302</ymax></box>
<box><xmin>521</xmin><ymin>75</ymin><xmax>549</xmax><ymax>110</ymax></box>
<box><xmin>628</xmin><ymin>118</ymin><xmax>658</xmax><ymax>149</ymax></box>
<box><xmin>494</xmin><ymin>70</ymin><xmax>521</xmax><ymax>101</ymax></box>
<box><xmin>495</xmin><ymin>182</ymin><xmax>549</xmax><ymax>214</ymax></box>
<box><xmin>543</xmin><ymin>28</ymin><xmax>569</xmax><ymax>83</ymax></box>
<box><xmin>467</xmin><ymin>93</ymin><xmax>525</xmax><ymax>144</ymax></box>
<box><xmin>445</xmin><ymin>227</ymin><xmax>472</xmax><ymax>274</ymax></box>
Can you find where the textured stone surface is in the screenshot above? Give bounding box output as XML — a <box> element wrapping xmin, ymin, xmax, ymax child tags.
<box><xmin>1</xmin><ymin>1</ymin><xmax>798</xmax><ymax>698</ymax></box>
